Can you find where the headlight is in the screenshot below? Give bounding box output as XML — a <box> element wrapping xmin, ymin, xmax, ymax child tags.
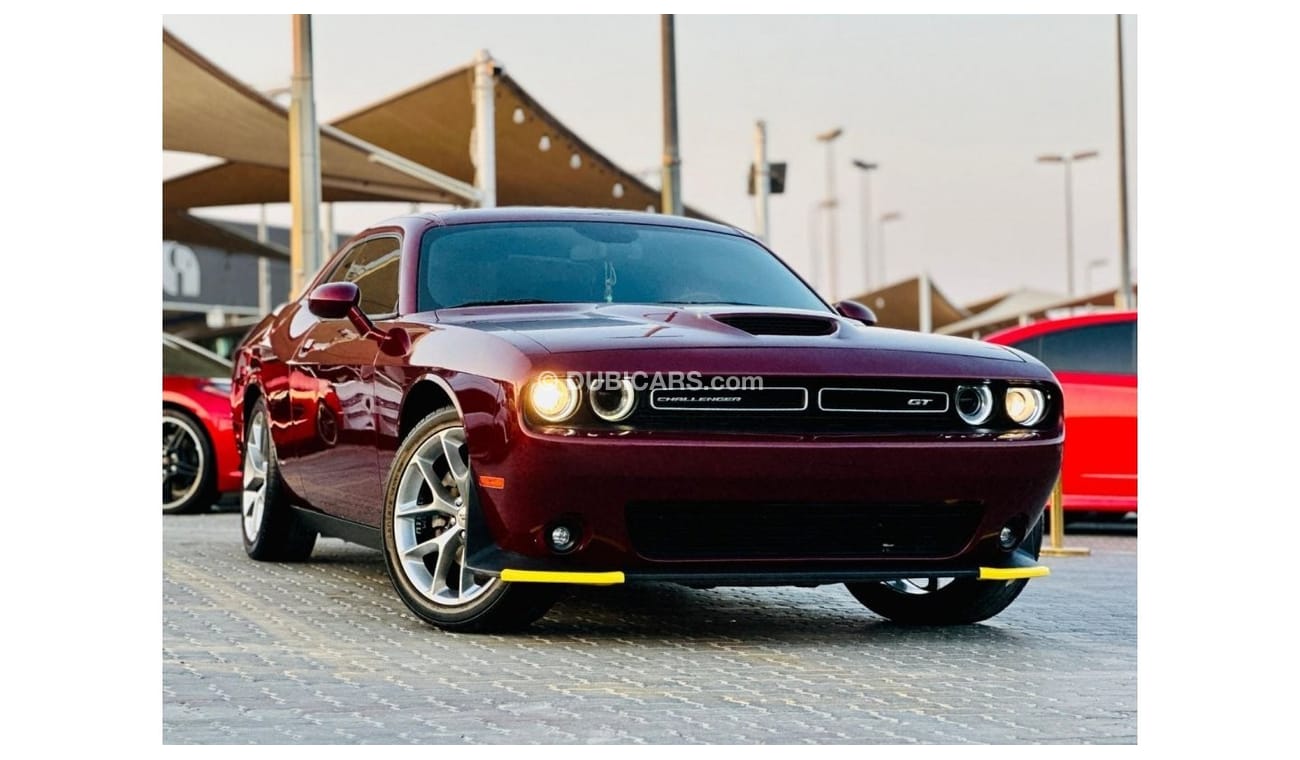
<box><xmin>528</xmin><ymin>373</ymin><xmax>581</xmax><ymax>423</ymax></box>
<box><xmin>1005</xmin><ymin>387</ymin><xmax>1047</xmax><ymax>426</ymax></box>
<box><xmin>955</xmin><ymin>384</ymin><xmax>994</xmax><ymax>425</ymax></box>
<box><xmin>589</xmin><ymin>377</ymin><xmax>636</xmax><ymax>422</ymax></box>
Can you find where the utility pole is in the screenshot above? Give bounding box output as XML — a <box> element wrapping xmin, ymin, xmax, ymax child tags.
<box><xmin>754</xmin><ymin>120</ymin><xmax>770</xmax><ymax>242</ymax></box>
<box><xmin>1037</xmin><ymin>150</ymin><xmax>1098</xmax><ymax>298</ymax></box>
<box><xmin>473</xmin><ymin>49</ymin><xmax>498</xmax><ymax>209</ymax></box>
<box><xmin>1116</xmin><ymin>14</ymin><xmax>1134</xmax><ymax>309</ymax></box>
<box><xmin>660</xmin><ymin>15</ymin><xmax>683</xmax><ymax>216</ymax></box>
<box><xmin>289</xmin><ymin>14</ymin><xmax>323</xmax><ymax>298</ymax></box>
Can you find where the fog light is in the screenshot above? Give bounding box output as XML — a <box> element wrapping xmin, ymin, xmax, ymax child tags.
<box><xmin>548</xmin><ymin>525</ymin><xmax>576</xmax><ymax>553</ymax></box>
<box><xmin>999</xmin><ymin>526</ymin><xmax>1017</xmax><ymax>549</ymax></box>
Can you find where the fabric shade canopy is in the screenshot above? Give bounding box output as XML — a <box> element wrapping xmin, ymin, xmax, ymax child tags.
<box><xmin>162</xmin><ymin>207</ymin><xmax>288</xmax><ymax>260</ymax></box>
<box><xmin>163</xmin><ymin>29</ymin><xmax>716</xmax><ymax>220</ymax></box>
<box><xmin>842</xmin><ymin>277</ymin><xmax>969</xmax><ymax>333</ymax></box>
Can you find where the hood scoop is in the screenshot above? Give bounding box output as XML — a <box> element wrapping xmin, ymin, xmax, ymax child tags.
<box><xmin>713</xmin><ymin>313</ymin><xmax>838</xmax><ymax>336</ymax></box>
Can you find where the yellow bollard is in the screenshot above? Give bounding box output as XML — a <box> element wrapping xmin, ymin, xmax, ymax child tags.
<box><xmin>1039</xmin><ymin>475</ymin><xmax>1091</xmax><ymax>557</ymax></box>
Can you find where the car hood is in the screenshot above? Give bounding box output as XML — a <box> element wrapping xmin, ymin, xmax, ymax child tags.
<box><xmin>432</xmin><ymin>303</ymin><xmax>1022</xmax><ymax>362</ymax></box>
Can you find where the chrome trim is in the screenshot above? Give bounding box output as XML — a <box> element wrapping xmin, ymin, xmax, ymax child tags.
<box><xmin>649</xmin><ymin>386</ymin><xmax>809</xmax><ymax>412</ymax></box>
<box><xmin>816</xmin><ymin>387</ymin><xmax>951</xmax><ymax>414</ymax></box>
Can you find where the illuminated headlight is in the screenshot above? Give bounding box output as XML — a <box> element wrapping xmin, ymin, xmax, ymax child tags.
<box><xmin>955</xmin><ymin>384</ymin><xmax>994</xmax><ymax>425</ymax></box>
<box><xmin>589</xmin><ymin>377</ymin><xmax>637</xmax><ymax>422</ymax></box>
<box><xmin>528</xmin><ymin>374</ymin><xmax>581</xmax><ymax>423</ymax></box>
<box><xmin>1005</xmin><ymin>387</ymin><xmax>1047</xmax><ymax>426</ymax></box>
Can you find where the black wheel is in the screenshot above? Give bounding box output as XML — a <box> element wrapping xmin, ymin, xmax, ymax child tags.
<box><xmin>845</xmin><ymin>517</ymin><xmax>1045</xmax><ymax>625</ymax></box>
<box><xmin>163</xmin><ymin>408</ymin><xmax>217</xmax><ymax>514</ymax></box>
<box><xmin>381</xmin><ymin>407</ymin><xmax>557</xmax><ymax>632</ymax></box>
<box><xmin>241</xmin><ymin>398</ymin><xmax>316</xmax><ymax>561</ymax></box>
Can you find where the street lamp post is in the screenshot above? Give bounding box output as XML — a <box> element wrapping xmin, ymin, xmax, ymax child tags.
<box><xmin>1085</xmin><ymin>257</ymin><xmax>1109</xmax><ymax>295</ymax></box>
<box><xmin>851</xmin><ymin>159</ymin><xmax>878</xmax><ymax>293</ymax></box>
<box><xmin>877</xmin><ymin>211</ymin><xmax>902</xmax><ymax>286</ymax></box>
<box><xmin>816</xmin><ymin>127</ymin><xmax>843</xmax><ymax>298</ymax></box>
<box><xmin>1036</xmin><ymin>149</ymin><xmax>1098</xmax><ymax>298</ymax></box>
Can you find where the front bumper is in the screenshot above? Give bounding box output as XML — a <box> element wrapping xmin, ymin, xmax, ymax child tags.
<box><xmin>464</xmin><ymin>423</ymin><xmax>1062</xmax><ymax>585</ymax></box>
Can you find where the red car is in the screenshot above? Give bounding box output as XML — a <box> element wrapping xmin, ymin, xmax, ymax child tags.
<box><xmin>985</xmin><ymin>312</ymin><xmax>1137</xmax><ymax>517</ymax></box>
<box><xmin>163</xmin><ymin>334</ymin><xmax>241</xmax><ymax>513</ymax></box>
<box><xmin>232</xmin><ymin>209</ymin><xmax>1063</xmax><ymax>632</ymax></box>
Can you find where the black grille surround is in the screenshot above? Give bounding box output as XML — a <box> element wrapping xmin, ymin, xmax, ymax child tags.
<box><xmin>626</xmin><ymin>501</ymin><xmax>983</xmax><ymax>561</ymax></box>
<box><xmin>713</xmin><ymin>314</ymin><xmax>838</xmax><ymax>336</ymax></box>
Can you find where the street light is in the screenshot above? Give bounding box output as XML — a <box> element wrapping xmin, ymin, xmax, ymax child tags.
<box><xmin>1036</xmin><ymin>149</ymin><xmax>1098</xmax><ymax>297</ymax></box>
<box><xmin>851</xmin><ymin>159</ymin><xmax>879</xmax><ymax>292</ymax></box>
<box><xmin>816</xmin><ymin>127</ymin><xmax>844</xmax><ymax>298</ymax></box>
<box><xmin>1085</xmin><ymin>257</ymin><xmax>1109</xmax><ymax>295</ymax></box>
<box><xmin>878</xmin><ymin>211</ymin><xmax>902</xmax><ymax>286</ymax></box>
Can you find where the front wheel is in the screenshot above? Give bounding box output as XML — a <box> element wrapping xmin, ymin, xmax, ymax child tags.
<box><xmin>163</xmin><ymin>408</ymin><xmax>216</xmax><ymax>514</ymax></box>
<box><xmin>241</xmin><ymin>399</ymin><xmax>316</xmax><ymax>561</ymax></box>
<box><xmin>846</xmin><ymin>517</ymin><xmax>1044</xmax><ymax>625</ymax></box>
<box><xmin>381</xmin><ymin>408</ymin><xmax>557</xmax><ymax>632</ymax></box>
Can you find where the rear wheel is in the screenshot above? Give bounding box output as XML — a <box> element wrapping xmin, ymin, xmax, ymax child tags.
<box><xmin>163</xmin><ymin>408</ymin><xmax>216</xmax><ymax>514</ymax></box>
<box><xmin>382</xmin><ymin>407</ymin><xmax>557</xmax><ymax>632</ymax></box>
<box><xmin>846</xmin><ymin>517</ymin><xmax>1044</xmax><ymax>625</ymax></box>
<box><xmin>241</xmin><ymin>399</ymin><xmax>316</xmax><ymax>561</ymax></box>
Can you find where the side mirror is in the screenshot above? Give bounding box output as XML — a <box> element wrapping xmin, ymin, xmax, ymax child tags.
<box><xmin>834</xmin><ymin>300</ymin><xmax>878</xmax><ymax>326</ymax></box>
<box><xmin>308</xmin><ymin>282</ymin><xmax>360</xmax><ymax>320</ymax></box>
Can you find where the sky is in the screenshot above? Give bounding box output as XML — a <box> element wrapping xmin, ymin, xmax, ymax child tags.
<box><xmin>162</xmin><ymin>14</ymin><xmax>1137</xmax><ymax>306</ymax></box>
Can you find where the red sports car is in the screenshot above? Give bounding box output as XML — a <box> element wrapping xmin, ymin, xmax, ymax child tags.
<box><xmin>232</xmin><ymin>209</ymin><xmax>1063</xmax><ymax>632</ymax></box>
<box><xmin>163</xmin><ymin>334</ymin><xmax>241</xmax><ymax>513</ymax></box>
<box><xmin>985</xmin><ymin>312</ymin><xmax>1137</xmax><ymax>517</ymax></box>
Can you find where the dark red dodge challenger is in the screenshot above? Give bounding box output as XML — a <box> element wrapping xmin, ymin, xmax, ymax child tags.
<box><xmin>233</xmin><ymin>208</ymin><xmax>1061</xmax><ymax>632</ymax></box>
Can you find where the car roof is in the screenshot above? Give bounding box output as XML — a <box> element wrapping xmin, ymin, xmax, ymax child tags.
<box><xmin>984</xmin><ymin>310</ymin><xmax>1137</xmax><ymax>344</ymax></box>
<box><xmin>407</xmin><ymin>206</ymin><xmax>748</xmax><ymax>237</ymax></box>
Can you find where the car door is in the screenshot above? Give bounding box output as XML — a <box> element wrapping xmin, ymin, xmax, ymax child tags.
<box><xmin>1015</xmin><ymin>317</ymin><xmax>1137</xmax><ymax>511</ymax></box>
<box><xmin>277</xmin><ymin>235</ymin><xmax>402</xmax><ymax>525</ymax></box>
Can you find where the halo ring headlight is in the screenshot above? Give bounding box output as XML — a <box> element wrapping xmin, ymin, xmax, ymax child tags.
<box><xmin>528</xmin><ymin>373</ymin><xmax>581</xmax><ymax>423</ymax></box>
<box><xmin>589</xmin><ymin>377</ymin><xmax>637</xmax><ymax>422</ymax></box>
<box><xmin>955</xmin><ymin>384</ymin><xmax>994</xmax><ymax>426</ymax></box>
<box><xmin>1005</xmin><ymin>387</ymin><xmax>1047</xmax><ymax>426</ymax></box>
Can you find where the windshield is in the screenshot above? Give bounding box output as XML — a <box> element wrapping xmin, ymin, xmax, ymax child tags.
<box><xmin>418</xmin><ymin>221</ymin><xmax>829</xmax><ymax>312</ymax></box>
<box><xmin>163</xmin><ymin>337</ymin><xmax>232</xmax><ymax>379</ymax></box>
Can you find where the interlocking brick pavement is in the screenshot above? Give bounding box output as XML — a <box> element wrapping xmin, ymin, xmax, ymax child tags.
<box><xmin>163</xmin><ymin>513</ymin><xmax>1136</xmax><ymax>744</ymax></box>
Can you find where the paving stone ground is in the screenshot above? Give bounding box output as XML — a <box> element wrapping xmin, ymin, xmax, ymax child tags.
<box><xmin>163</xmin><ymin>513</ymin><xmax>1136</xmax><ymax>744</ymax></box>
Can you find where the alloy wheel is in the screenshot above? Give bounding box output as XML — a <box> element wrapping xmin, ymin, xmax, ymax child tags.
<box><xmin>163</xmin><ymin>413</ymin><xmax>205</xmax><ymax>510</ymax></box>
<box><xmin>392</xmin><ymin>426</ymin><xmax>497</xmax><ymax>606</ymax></box>
<box><xmin>242</xmin><ymin>410</ymin><xmax>270</xmax><ymax>542</ymax></box>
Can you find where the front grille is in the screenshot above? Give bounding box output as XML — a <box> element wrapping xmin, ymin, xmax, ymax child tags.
<box><xmin>714</xmin><ymin>314</ymin><xmax>838</xmax><ymax>336</ymax></box>
<box><xmin>626</xmin><ymin>501</ymin><xmax>982</xmax><ymax>560</ymax></box>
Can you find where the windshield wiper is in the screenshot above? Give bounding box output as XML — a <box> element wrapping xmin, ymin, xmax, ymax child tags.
<box><xmin>447</xmin><ymin>299</ymin><xmax>568</xmax><ymax>308</ymax></box>
<box><xmin>659</xmin><ymin>300</ymin><xmax>764</xmax><ymax>306</ymax></box>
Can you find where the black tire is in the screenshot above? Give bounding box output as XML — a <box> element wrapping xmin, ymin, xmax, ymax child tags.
<box><xmin>241</xmin><ymin>398</ymin><xmax>316</xmax><ymax>561</ymax></box>
<box><xmin>163</xmin><ymin>408</ymin><xmax>217</xmax><ymax>514</ymax></box>
<box><xmin>846</xmin><ymin>517</ymin><xmax>1045</xmax><ymax>625</ymax></box>
<box><xmin>381</xmin><ymin>407</ymin><xmax>557</xmax><ymax>632</ymax></box>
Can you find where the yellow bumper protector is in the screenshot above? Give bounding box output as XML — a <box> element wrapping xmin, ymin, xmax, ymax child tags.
<box><xmin>500</xmin><ymin>569</ymin><xmax>625</xmax><ymax>585</ymax></box>
<box><xmin>978</xmin><ymin>565</ymin><xmax>1050</xmax><ymax>581</ymax></box>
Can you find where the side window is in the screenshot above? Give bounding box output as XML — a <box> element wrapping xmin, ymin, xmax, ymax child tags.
<box><xmin>326</xmin><ymin>237</ymin><xmax>402</xmax><ymax>316</ymax></box>
<box><xmin>1029</xmin><ymin>320</ymin><xmax>1136</xmax><ymax>375</ymax></box>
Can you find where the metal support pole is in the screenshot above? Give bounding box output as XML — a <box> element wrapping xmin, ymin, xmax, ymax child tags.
<box><xmin>472</xmin><ymin>49</ymin><xmax>497</xmax><ymax>209</ymax></box>
<box><xmin>1040</xmin><ymin>475</ymin><xmax>1091</xmax><ymax>557</ymax></box>
<box><xmin>823</xmin><ymin>141</ymin><xmax>838</xmax><ymax>301</ymax></box>
<box><xmin>322</xmin><ymin>202</ymin><xmax>335</xmax><ymax>259</ymax></box>
<box><xmin>861</xmin><ymin>170</ymin><xmax>873</xmax><ymax>291</ymax></box>
<box><xmin>754</xmin><ymin>120</ymin><xmax>770</xmax><ymax>242</ymax></box>
<box><xmin>918</xmin><ymin>271</ymin><xmax>932</xmax><ymax>333</ymax></box>
<box><xmin>257</xmin><ymin>205</ymin><xmax>271</xmax><ymax>315</ymax></box>
<box><xmin>1116</xmin><ymin>14</ymin><xmax>1134</xmax><ymax>309</ymax></box>
<box><xmin>660</xmin><ymin>15</ymin><xmax>683</xmax><ymax>216</ymax></box>
<box><xmin>289</xmin><ymin>14</ymin><xmax>323</xmax><ymax>298</ymax></box>
<box><xmin>1063</xmin><ymin>158</ymin><xmax>1076</xmax><ymax>298</ymax></box>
